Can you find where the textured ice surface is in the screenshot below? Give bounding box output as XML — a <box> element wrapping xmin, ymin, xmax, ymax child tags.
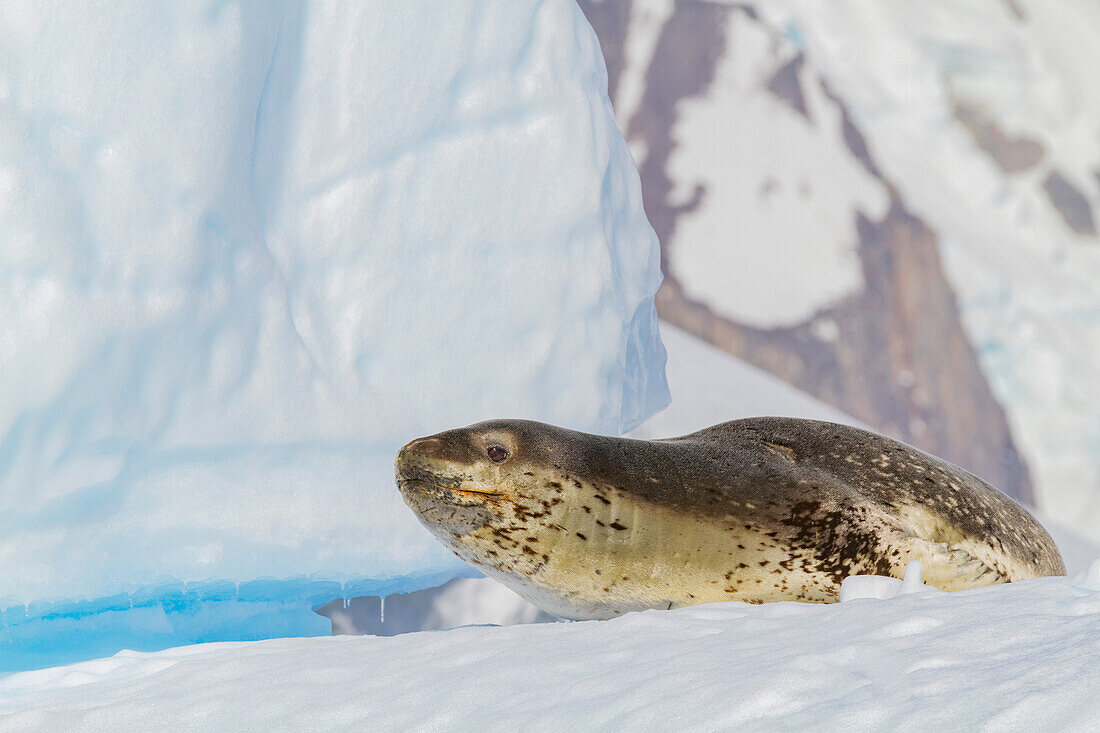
<box><xmin>3</xmin><ymin>570</ymin><xmax>1100</xmax><ymax>730</ymax></box>
<box><xmin>0</xmin><ymin>0</ymin><xmax>666</xmax><ymax>668</ymax></box>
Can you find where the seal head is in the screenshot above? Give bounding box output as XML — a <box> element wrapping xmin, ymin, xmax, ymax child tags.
<box><xmin>396</xmin><ymin>417</ymin><xmax>1066</xmax><ymax>620</ymax></box>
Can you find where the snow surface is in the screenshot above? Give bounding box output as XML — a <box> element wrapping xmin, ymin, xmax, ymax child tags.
<box><xmin>3</xmin><ymin>562</ymin><xmax>1100</xmax><ymax>730</ymax></box>
<box><xmin>0</xmin><ymin>0</ymin><xmax>666</xmax><ymax>666</ymax></box>
<box><xmin>838</xmin><ymin>560</ymin><xmax>939</xmax><ymax>602</ymax></box>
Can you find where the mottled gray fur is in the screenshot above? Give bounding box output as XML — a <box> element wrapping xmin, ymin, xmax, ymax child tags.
<box><xmin>396</xmin><ymin>417</ymin><xmax>1065</xmax><ymax>618</ymax></box>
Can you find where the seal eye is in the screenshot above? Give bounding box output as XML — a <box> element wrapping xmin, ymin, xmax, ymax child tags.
<box><xmin>487</xmin><ymin>445</ymin><xmax>509</xmax><ymax>463</ymax></box>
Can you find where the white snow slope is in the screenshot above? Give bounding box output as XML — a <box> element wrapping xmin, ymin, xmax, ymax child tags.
<box><xmin>0</xmin><ymin>0</ymin><xmax>667</xmax><ymax>668</ymax></box>
<box><xmin>3</xmin><ymin>564</ymin><xmax>1100</xmax><ymax>731</ymax></box>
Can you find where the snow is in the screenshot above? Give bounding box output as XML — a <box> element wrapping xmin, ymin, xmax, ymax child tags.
<box><xmin>0</xmin><ymin>0</ymin><xmax>666</xmax><ymax>670</ymax></box>
<box><xmin>3</xmin><ymin>564</ymin><xmax>1100</xmax><ymax>730</ymax></box>
<box><xmin>838</xmin><ymin>560</ymin><xmax>939</xmax><ymax>602</ymax></box>
<box><xmin>667</xmin><ymin>9</ymin><xmax>888</xmax><ymax>327</ymax></box>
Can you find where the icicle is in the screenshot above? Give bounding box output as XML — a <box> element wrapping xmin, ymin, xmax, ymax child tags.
<box><xmin>380</xmin><ymin>595</ymin><xmax>386</xmax><ymax>624</ymax></box>
<box><xmin>341</xmin><ymin>582</ymin><xmax>348</xmax><ymax>609</ymax></box>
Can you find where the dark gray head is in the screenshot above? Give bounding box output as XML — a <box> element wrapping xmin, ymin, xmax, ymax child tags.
<box><xmin>394</xmin><ymin>419</ymin><xmax>704</xmax><ymax>620</ymax></box>
<box><xmin>395</xmin><ymin>419</ymin><xmax>601</xmax><ymax>539</ymax></box>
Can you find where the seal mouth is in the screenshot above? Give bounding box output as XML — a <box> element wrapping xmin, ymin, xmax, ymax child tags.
<box><xmin>396</xmin><ymin>469</ymin><xmax>506</xmax><ymax>501</ymax></box>
<box><xmin>405</xmin><ymin>479</ymin><xmax>504</xmax><ymax>499</ymax></box>
<box><xmin>452</xmin><ymin>487</ymin><xmax>505</xmax><ymax>499</ymax></box>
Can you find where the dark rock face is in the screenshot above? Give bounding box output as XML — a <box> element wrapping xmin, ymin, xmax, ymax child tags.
<box><xmin>609</xmin><ymin>0</ymin><xmax>733</xmax><ymax>276</ymax></box>
<box><xmin>953</xmin><ymin>101</ymin><xmax>1045</xmax><ymax>174</ymax></box>
<box><xmin>1043</xmin><ymin>170</ymin><xmax>1097</xmax><ymax>237</ymax></box>
<box><xmin>577</xmin><ymin>0</ymin><xmax>632</xmax><ymax>104</ymax></box>
<box><xmin>577</xmin><ymin>0</ymin><xmax>1035</xmax><ymax>504</ymax></box>
<box><xmin>766</xmin><ymin>53</ymin><xmax>810</xmax><ymax>121</ymax></box>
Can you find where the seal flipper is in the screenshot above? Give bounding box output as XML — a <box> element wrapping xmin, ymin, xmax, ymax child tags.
<box><xmin>905</xmin><ymin>536</ymin><xmax>1008</xmax><ymax>591</ymax></box>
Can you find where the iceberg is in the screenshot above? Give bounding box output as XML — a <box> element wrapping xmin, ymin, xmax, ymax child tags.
<box><xmin>0</xmin><ymin>0</ymin><xmax>667</xmax><ymax>671</ymax></box>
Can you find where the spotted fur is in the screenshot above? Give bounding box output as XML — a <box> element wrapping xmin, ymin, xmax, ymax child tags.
<box><xmin>395</xmin><ymin>418</ymin><xmax>1065</xmax><ymax>620</ymax></box>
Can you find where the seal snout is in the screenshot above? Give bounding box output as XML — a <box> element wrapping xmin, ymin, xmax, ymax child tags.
<box><xmin>395</xmin><ymin>432</ymin><xmax>478</xmax><ymax>496</ymax></box>
<box><xmin>395</xmin><ymin>436</ymin><xmax>448</xmax><ymax>477</ymax></box>
<box><xmin>397</xmin><ymin>436</ymin><xmax>444</xmax><ymax>469</ymax></box>
<box><xmin>403</xmin><ymin>436</ymin><xmax>443</xmax><ymax>454</ymax></box>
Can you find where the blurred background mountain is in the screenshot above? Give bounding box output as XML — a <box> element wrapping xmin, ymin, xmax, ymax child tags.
<box><xmin>578</xmin><ymin>0</ymin><xmax>1100</xmax><ymax>541</ymax></box>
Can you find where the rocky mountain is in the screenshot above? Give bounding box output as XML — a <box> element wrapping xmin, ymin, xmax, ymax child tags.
<box><xmin>579</xmin><ymin>0</ymin><xmax>1100</xmax><ymax>538</ymax></box>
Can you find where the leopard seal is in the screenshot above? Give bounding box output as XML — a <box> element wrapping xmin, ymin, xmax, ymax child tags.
<box><xmin>395</xmin><ymin>417</ymin><xmax>1065</xmax><ymax>620</ymax></box>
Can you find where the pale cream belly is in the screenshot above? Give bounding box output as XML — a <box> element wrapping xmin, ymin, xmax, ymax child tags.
<box><xmin>450</xmin><ymin>486</ymin><xmax>1011</xmax><ymax>620</ymax></box>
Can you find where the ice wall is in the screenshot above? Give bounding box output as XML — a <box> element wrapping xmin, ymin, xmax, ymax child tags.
<box><xmin>0</xmin><ymin>0</ymin><xmax>667</xmax><ymax>669</ymax></box>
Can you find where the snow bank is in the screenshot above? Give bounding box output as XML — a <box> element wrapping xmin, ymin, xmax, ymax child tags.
<box><xmin>839</xmin><ymin>560</ymin><xmax>941</xmax><ymax>602</ymax></box>
<box><xmin>0</xmin><ymin>0</ymin><xmax>666</xmax><ymax>670</ymax></box>
<box><xmin>3</xmin><ymin>569</ymin><xmax>1099</xmax><ymax>730</ymax></box>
